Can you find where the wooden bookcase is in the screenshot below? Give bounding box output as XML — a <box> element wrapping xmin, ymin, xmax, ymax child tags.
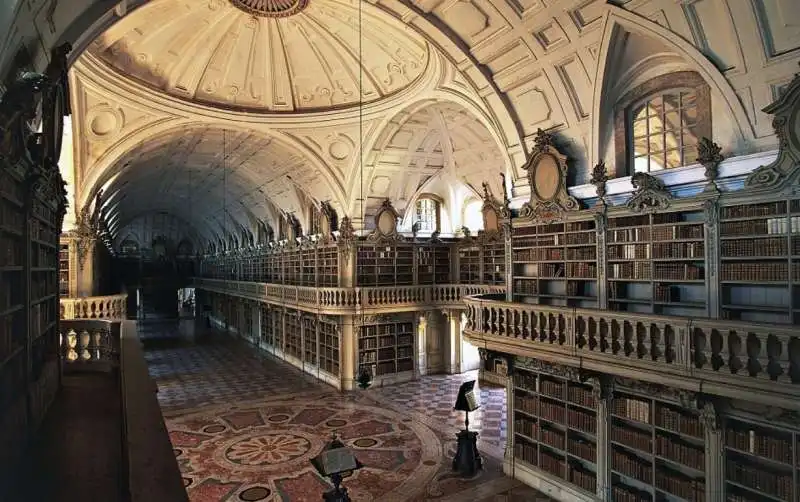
<box><xmin>512</xmin><ymin>218</ymin><xmax>598</xmax><ymax>308</ymax></box>
<box><xmin>482</xmin><ymin>242</ymin><xmax>506</xmax><ymax>285</ymax></box>
<box><xmin>724</xmin><ymin>417</ymin><xmax>797</xmax><ymax>502</ymax></box>
<box><xmin>284</xmin><ymin>309</ymin><xmax>302</xmax><ymax>359</ymax></box>
<box><xmin>302</xmin><ymin>315</ymin><xmax>317</xmax><ymax>365</ymax></box>
<box><xmin>356</xmin><ymin>244</ymin><xmax>414</xmax><ymax>286</ymax></box>
<box><xmin>459</xmin><ymin>246</ymin><xmax>481</xmax><ymax>283</ymax></box>
<box><xmin>610</xmin><ymin>389</ymin><xmax>705</xmax><ymax>502</ymax></box>
<box><xmin>300</xmin><ymin>248</ymin><xmax>315</xmax><ymax>286</ymax></box>
<box><xmin>718</xmin><ymin>199</ymin><xmax>798</xmax><ymax>324</ymax></box>
<box><xmin>259</xmin><ymin>305</ymin><xmax>274</xmax><ymax>347</ymax></box>
<box><xmin>58</xmin><ymin>240</ymin><xmax>69</xmax><ymax>296</ymax></box>
<box><xmin>607</xmin><ymin>210</ymin><xmax>706</xmax><ymax>317</ymax></box>
<box><xmin>317</xmin><ymin>245</ymin><xmax>339</xmax><ymax>287</ymax></box>
<box><xmin>319</xmin><ymin>317</ymin><xmax>339</xmax><ymax>376</ymax></box>
<box><xmin>512</xmin><ymin>367</ymin><xmax>598</xmax><ymax>496</ymax></box>
<box><xmin>357</xmin><ymin>319</ymin><xmax>414</xmax><ymax>376</ymax></box>
<box><xmin>417</xmin><ymin>244</ymin><xmax>451</xmax><ymax>285</ymax></box>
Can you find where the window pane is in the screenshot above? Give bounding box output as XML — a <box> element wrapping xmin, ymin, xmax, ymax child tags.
<box><xmin>662</xmin><ymin>93</ymin><xmax>680</xmax><ymax>114</ymax></box>
<box><xmin>648</xmin><ymin>154</ymin><xmax>665</xmax><ymax>171</ymax></box>
<box><xmin>664</xmin><ymin>111</ymin><xmax>681</xmax><ymax>133</ymax></box>
<box><xmin>683</xmin><ymin>126</ymin><xmax>699</xmax><ymax>147</ymax></box>
<box><xmin>682</xmin><ymin>146</ymin><xmax>698</xmax><ymax>166</ymax></box>
<box><xmin>633</xmin><ymin>137</ymin><xmax>650</xmax><ymax>157</ymax></box>
<box><xmin>648</xmin><ymin>133</ymin><xmax>664</xmax><ymax>154</ymax></box>
<box><xmin>632</xmin><ymin>118</ymin><xmax>649</xmax><ymax>139</ymax></box>
<box><xmin>632</xmin><ymin>105</ymin><xmax>649</xmax><ymax>123</ymax></box>
<box><xmin>682</xmin><ymin>105</ymin><xmax>698</xmax><ymax>125</ymax></box>
<box><xmin>416</xmin><ymin>199</ymin><xmax>438</xmax><ymax>232</ymax></box>
<box><xmin>648</xmin><ymin>114</ymin><xmax>664</xmax><ymax>134</ymax></box>
<box><xmin>664</xmin><ymin>149</ymin><xmax>682</xmax><ymax>169</ymax></box>
<box><xmin>648</xmin><ymin>96</ymin><xmax>664</xmax><ymax>117</ymax></box>
<box><xmin>633</xmin><ymin>156</ymin><xmax>650</xmax><ymax>173</ymax></box>
<box><xmin>681</xmin><ymin>91</ymin><xmax>697</xmax><ymax>107</ymax></box>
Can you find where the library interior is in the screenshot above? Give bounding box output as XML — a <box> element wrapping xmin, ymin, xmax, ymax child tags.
<box><xmin>1</xmin><ymin>0</ymin><xmax>799</xmax><ymax>501</ymax></box>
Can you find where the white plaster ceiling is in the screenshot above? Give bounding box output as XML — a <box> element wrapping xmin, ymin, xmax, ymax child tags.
<box><xmin>58</xmin><ymin>0</ymin><xmax>800</xmax><ymax>248</ymax></box>
<box><xmin>100</xmin><ymin>127</ymin><xmax>329</xmax><ymax>238</ymax></box>
<box><xmin>90</xmin><ymin>0</ymin><xmax>429</xmax><ymax>112</ymax></box>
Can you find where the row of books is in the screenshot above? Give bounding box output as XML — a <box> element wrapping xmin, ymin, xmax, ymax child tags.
<box><xmin>567</xmin><ymin>436</ymin><xmax>596</xmax><ymax>462</ymax></box>
<box><xmin>726</xmin><ymin>460</ymin><xmax>792</xmax><ymax>499</ymax></box>
<box><xmin>612</xmin><ymin>448</ymin><xmax>652</xmax><ymax>483</ymax></box>
<box><xmin>721</xmin><ymin>201</ymin><xmax>786</xmax><ymax>219</ymax></box>
<box><xmin>721</xmin><ymin>262</ymin><xmax>787</xmax><ymax>281</ymax></box>
<box><xmin>726</xmin><ymin>427</ymin><xmax>793</xmax><ymax>464</ymax></box>
<box><xmin>655</xmin><ymin>435</ymin><xmax>704</xmax><ymax>470</ymax></box>
<box><xmin>568</xmin><ymin>408</ymin><xmax>596</xmax><ymax>435</ymax></box>
<box><xmin>721</xmin><ymin>237</ymin><xmax>786</xmax><ymax>257</ymax></box>
<box><xmin>720</xmin><ymin>218</ymin><xmax>797</xmax><ymax>236</ymax></box>
<box><xmin>1</xmin><ymin>240</ymin><xmax>22</xmax><ymax>267</ymax></box>
<box><xmin>651</xmin><ymin>224</ymin><xmax>703</xmax><ymax>241</ymax></box>
<box><xmin>655</xmin><ymin>470</ymin><xmax>705</xmax><ymax>501</ymax></box>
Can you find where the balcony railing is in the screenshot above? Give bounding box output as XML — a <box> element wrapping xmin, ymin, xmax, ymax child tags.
<box><xmin>58</xmin><ymin>319</ymin><xmax>187</xmax><ymax>502</ymax></box>
<box><xmin>462</xmin><ymin>295</ymin><xmax>800</xmax><ymax>409</ymax></box>
<box><xmin>60</xmin><ymin>294</ymin><xmax>128</xmax><ymax>320</ymax></box>
<box><xmin>193</xmin><ymin>278</ymin><xmax>506</xmax><ymax>313</ymax></box>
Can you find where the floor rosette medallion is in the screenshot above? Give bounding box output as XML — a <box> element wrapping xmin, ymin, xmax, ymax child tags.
<box><xmin>228</xmin><ymin>0</ymin><xmax>309</xmax><ymax>17</ymax></box>
<box><xmin>167</xmin><ymin>395</ymin><xmax>443</xmax><ymax>501</ymax></box>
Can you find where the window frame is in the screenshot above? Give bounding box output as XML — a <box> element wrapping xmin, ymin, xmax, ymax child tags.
<box><xmin>614</xmin><ymin>71</ymin><xmax>711</xmax><ymax>178</ymax></box>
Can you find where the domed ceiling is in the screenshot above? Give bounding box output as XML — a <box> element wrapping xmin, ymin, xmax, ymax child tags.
<box><xmin>89</xmin><ymin>0</ymin><xmax>429</xmax><ymax>112</ymax></box>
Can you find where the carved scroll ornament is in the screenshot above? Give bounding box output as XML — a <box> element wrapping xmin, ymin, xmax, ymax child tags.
<box><xmin>626</xmin><ymin>172</ymin><xmax>672</xmax><ymax>213</ymax></box>
<box><xmin>519</xmin><ymin>129</ymin><xmax>580</xmax><ymax>222</ymax></box>
<box><xmin>365</xmin><ymin>199</ymin><xmax>404</xmax><ymax>243</ymax></box>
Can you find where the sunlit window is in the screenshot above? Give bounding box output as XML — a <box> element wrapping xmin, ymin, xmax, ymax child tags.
<box><xmin>415</xmin><ymin>198</ymin><xmax>440</xmax><ymax>233</ymax></box>
<box><xmin>630</xmin><ymin>90</ymin><xmax>699</xmax><ymax>173</ymax></box>
<box><xmin>463</xmin><ymin>199</ymin><xmax>483</xmax><ymax>232</ymax></box>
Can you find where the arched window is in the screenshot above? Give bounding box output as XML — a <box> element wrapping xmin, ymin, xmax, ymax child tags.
<box><xmin>120</xmin><ymin>238</ymin><xmax>139</xmax><ymax>255</ymax></box>
<box><xmin>414</xmin><ymin>197</ymin><xmax>440</xmax><ymax>233</ymax></box>
<box><xmin>463</xmin><ymin>199</ymin><xmax>483</xmax><ymax>232</ymax></box>
<box><xmin>615</xmin><ymin>72</ymin><xmax>711</xmax><ymax>175</ymax></box>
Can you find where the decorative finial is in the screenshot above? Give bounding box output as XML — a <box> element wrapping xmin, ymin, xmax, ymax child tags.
<box><xmin>533</xmin><ymin>128</ymin><xmax>553</xmax><ymax>153</ymax></box>
<box><xmin>696</xmin><ymin>137</ymin><xmax>723</xmax><ymax>193</ymax></box>
<box><xmin>590</xmin><ymin>161</ymin><xmax>608</xmax><ymax>207</ymax></box>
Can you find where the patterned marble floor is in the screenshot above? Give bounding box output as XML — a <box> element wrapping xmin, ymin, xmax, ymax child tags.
<box><xmin>142</xmin><ymin>321</ymin><xmax>553</xmax><ymax>502</ymax></box>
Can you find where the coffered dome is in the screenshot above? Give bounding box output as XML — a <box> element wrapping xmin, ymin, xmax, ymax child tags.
<box><xmin>90</xmin><ymin>0</ymin><xmax>429</xmax><ymax>112</ymax></box>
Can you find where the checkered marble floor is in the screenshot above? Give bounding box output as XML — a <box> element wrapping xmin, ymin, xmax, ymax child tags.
<box><xmin>140</xmin><ymin>321</ymin><xmax>551</xmax><ymax>502</ymax></box>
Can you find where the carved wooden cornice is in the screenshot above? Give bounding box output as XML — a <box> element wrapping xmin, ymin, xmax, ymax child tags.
<box><xmin>626</xmin><ymin>172</ymin><xmax>672</xmax><ymax>213</ymax></box>
<box><xmin>519</xmin><ymin>129</ymin><xmax>580</xmax><ymax>222</ymax></box>
<box><xmin>365</xmin><ymin>199</ymin><xmax>405</xmax><ymax>243</ymax></box>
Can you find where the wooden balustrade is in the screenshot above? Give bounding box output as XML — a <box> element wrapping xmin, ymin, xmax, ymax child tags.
<box><xmin>60</xmin><ymin>294</ymin><xmax>128</xmax><ymax>320</ymax></box>
<box><xmin>192</xmin><ymin>277</ymin><xmax>505</xmax><ymax>313</ymax></box>
<box><xmin>462</xmin><ymin>294</ymin><xmax>800</xmax><ymax>408</ymax></box>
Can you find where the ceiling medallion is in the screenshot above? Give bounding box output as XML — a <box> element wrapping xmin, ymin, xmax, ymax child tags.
<box><xmin>229</xmin><ymin>0</ymin><xmax>309</xmax><ymax>17</ymax></box>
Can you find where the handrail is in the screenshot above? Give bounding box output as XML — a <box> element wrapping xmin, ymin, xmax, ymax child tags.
<box><xmin>461</xmin><ymin>294</ymin><xmax>800</xmax><ymax>409</ymax></box>
<box><xmin>60</xmin><ymin>293</ymin><xmax>128</xmax><ymax>320</ymax></box>
<box><xmin>192</xmin><ymin>277</ymin><xmax>506</xmax><ymax>313</ymax></box>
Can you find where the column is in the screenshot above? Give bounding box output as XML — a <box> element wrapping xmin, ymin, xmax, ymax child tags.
<box><xmin>592</xmin><ymin>377</ymin><xmax>612</xmax><ymax>501</ymax></box>
<box><xmin>702</xmin><ymin>402</ymin><xmax>724</xmax><ymax>502</ymax></box>
<box><xmin>417</xmin><ymin>314</ymin><xmax>428</xmax><ymax>376</ymax></box>
<box><xmin>340</xmin><ymin>315</ymin><xmax>356</xmax><ymax>390</ymax></box>
<box><xmin>75</xmin><ymin>241</ymin><xmax>96</xmax><ymax>297</ymax></box>
<box><xmin>448</xmin><ymin>309</ymin><xmax>462</xmax><ymax>374</ymax></box>
<box><xmin>503</xmin><ymin>360</ymin><xmax>515</xmax><ymax>473</ymax></box>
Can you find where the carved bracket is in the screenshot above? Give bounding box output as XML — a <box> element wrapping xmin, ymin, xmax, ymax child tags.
<box><xmin>519</xmin><ymin>129</ymin><xmax>580</xmax><ymax>222</ymax></box>
<box><xmin>626</xmin><ymin>172</ymin><xmax>672</xmax><ymax>213</ymax></box>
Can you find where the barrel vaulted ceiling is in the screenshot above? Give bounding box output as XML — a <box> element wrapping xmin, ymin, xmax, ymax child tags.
<box><xmin>65</xmin><ymin>0</ymin><xmax>800</xmax><ymax>247</ymax></box>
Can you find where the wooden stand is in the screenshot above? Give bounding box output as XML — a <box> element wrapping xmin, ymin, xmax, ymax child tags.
<box><xmin>452</xmin><ymin>411</ymin><xmax>483</xmax><ymax>477</ymax></box>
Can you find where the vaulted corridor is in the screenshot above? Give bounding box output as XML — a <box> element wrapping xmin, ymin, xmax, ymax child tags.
<box><xmin>138</xmin><ymin>319</ymin><xmax>549</xmax><ymax>502</ymax></box>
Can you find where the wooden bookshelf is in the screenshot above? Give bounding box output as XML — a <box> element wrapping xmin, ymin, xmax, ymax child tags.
<box><xmin>302</xmin><ymin>315</ymin><xmax>317</xmax><ymax>365</ymax></box>
<box><xmin>319</xmin><ymin>317</ymin><xmax>339</xmax><ymax>376</ymax></box>
<box><xmin>719</xmin><ymin>199</ymin><xmax>798</xmax><ymax>324</ymax></box>
<box><xmin>357</xmin><ymin>319</ymin><xmax>414</xmax><ymax>376</ymax></box>
<box><xmin>459</xmin><ymin>245</ymin><xmax>481</xmax><ymax>283</ymax></box>
<box><xmin>317</xmin><ymin>245</ymin><xmax>338</xmax><ymax>287</ymax></box>
<box><xmin>482</xmin><ymin>242</ymin><xmax>505</xmax><ymax>286</ymax></box>
<box><xmin>58</xmin><ymin>241</ymin><xmax>69</xmax><ymax>296</ymax></box>
<box><xmin>356</xmin><ymin>244</ymin><xmax>414</xmax><ymax>286</ymax></box>
<box><xmin>300</xmin><ymin>248</ymin><xmax>315</xmax><ymax>286</ymax></box>
<box><xmin>417</xmin><ymin>244</ymin><xmax>451</xmax><ymax>285</ymax></box>
<box><xmin>607</xmin><ymin>210</ymin><xmax>706</xmax><ymax>316</ymax></box>
<box><xmin>724</xmin><ymin>417</ymin><xmax>797</xmax><ymax>502</ymax></box>
<box><xmin>284</xmin><ymin>309</ymin><xmax>302</xmax><ymax>359</ymax></box>
<box><xmin>610</xmin><ymin>390</ymin><xmax>705</xmax><ymax>502</ymax></box>
<box><xmin>512</xmin><ymin>367</ymin><xmax>598</xmax><ymax>495</ymax></box>
<box><xmin>512</xmin><ymin>218</ymin><xmax>598</xmax><ymax>308</ymax></box>
<box><xmin>259</xmin><ymin>305</ymin><xmax>274</xmax><ymax>347</ymax></box>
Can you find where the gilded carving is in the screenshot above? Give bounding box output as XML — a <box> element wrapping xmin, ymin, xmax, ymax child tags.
<box><xmin>519</xmin><ymin>129</ymin><xmax>580</xmax><ymax>221</ymax></box>
<box><xmin>703</xmin><ymin>199</ymin><xmax>718</xmax><ymax>277</ymax></box>
<box><xmin>337</xmin><ymin>215</ymin><xmax>356</xmax><ymax>263</ymax></box>
<box><xmin>589</xmin><ymin>161</ymin><xmax>608</xmax><ymax>208</ymax></box>
<box><xmin>626</xmin><ymin>172</ymin><xmax>672</xmax><ymax>213</ymax></box>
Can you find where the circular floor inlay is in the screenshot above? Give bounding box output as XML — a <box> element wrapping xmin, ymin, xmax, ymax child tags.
<box><xmin>173</xmin><ymin>448</ymin><xmax>183</xmax><ymax>457</ymax></box>
<box><xmin>267</xmin><ymin>414</ymin><xmax>290</xmax><ymax>423</ymax></box>
<box><xmin>326</xmin><ymin>419</ymin><xmax>347</xmax><ymax>427</ymax></box>
<box><xmin>204</xmin><ymin>425</ymin><xmax>226</xmax><ymax>433</ymax></box>
<box><xmin>225</xmin><ymin>432</ymin><xmax>312</xmax><ymax>466</ymax></box>
<box><xmin>182</xmin><ymin>477</ymin><xmax>192</xmax><ymax>487</ymax></box>
<box><xmin>239</xmin><ymin>486</ymin><xmax>271</xmax><ymax>501</ymax></box>
<box><xmin>353</xmin><ymin>438</ymin><xmax>377</xmax><ymax>448</ymax></box>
